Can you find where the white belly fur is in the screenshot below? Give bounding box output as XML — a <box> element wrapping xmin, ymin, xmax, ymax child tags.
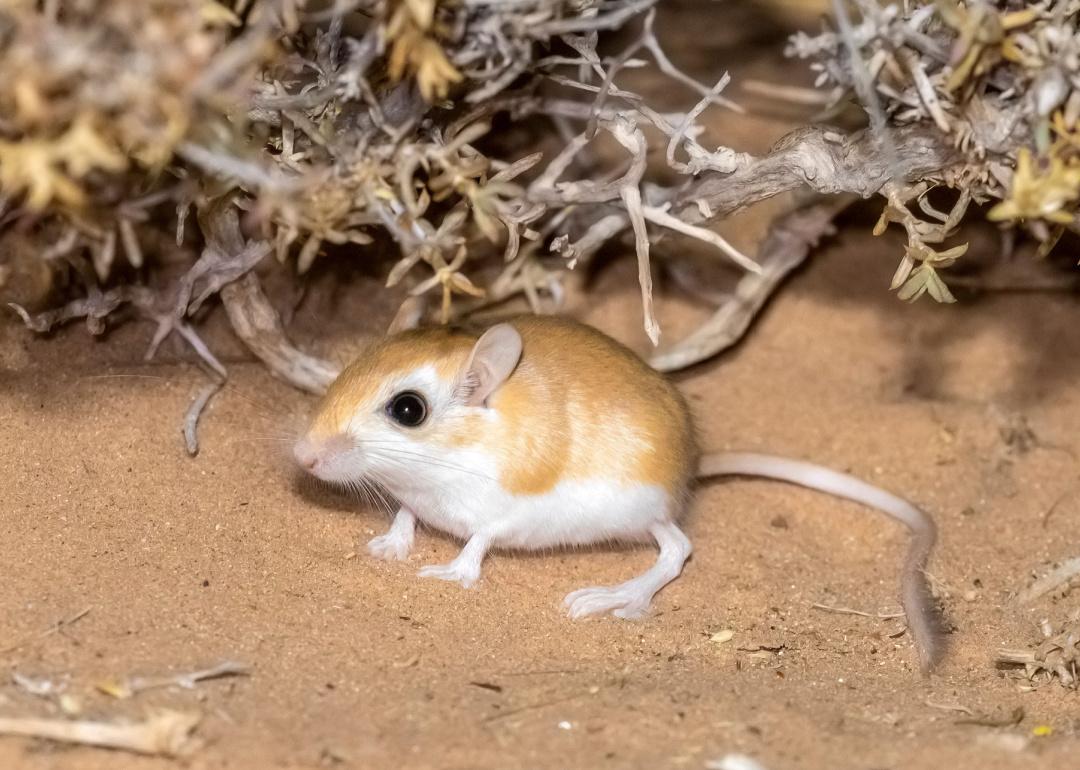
<box><xmin>406</xmin><ymin>478</ymin><xmax>671</xmax><ymax>549</ymax></box>
<box><xmin>371</xmin><ymin>431</ymin><xmax>669</xmax><ymax>546</ymax></box>
<box><xmin>381</xmin><ymin>445</ymin><xmax>674</xmax><ymax>549</ymax></box>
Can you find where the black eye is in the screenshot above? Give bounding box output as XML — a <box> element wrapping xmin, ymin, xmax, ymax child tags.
<box><xmin>387</xmin><ymin>391</ymin><xmax>428</xmax><ymax>427</ymax></box>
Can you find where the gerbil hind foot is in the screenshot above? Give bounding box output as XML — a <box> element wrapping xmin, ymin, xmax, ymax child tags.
<box><xmin>367</xmin><ymin>508</ymin><xmax>418</xmax><ymax>561</ymax></box>
<box><xmin>418</xmin><ymin>533</ymin><xmax>490</xmax><ymax>589</ymax></box>
<box><xmin>563</xmin><ymin>521</ymin><xmax>692</xmax><ymax>620</ymax></box>
<box><xmin>563</xmin><ymin>584</ymin><xmax>653</xmax><ymax>619</ymax></box>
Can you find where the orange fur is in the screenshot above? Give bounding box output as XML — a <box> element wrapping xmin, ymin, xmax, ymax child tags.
<box><xmin>487</xmin><ymin>317</ymin><xmax>697</xmax><ymax>497</ymax></box>
<box><xmin>308</xmin><ymin>327</ymin><xmax>474</xmax><ymax>439</ymax></box>
<box><xmin>311</xmin><ymin>316</ymin><xmax>699</xmax><ymax>498</ymax></box>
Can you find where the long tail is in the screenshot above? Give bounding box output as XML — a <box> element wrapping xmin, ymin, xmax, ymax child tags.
<box><xmin>698</xmin><ymin>452</ymin><xmax>945</xmax><ymax>674</ymax></box>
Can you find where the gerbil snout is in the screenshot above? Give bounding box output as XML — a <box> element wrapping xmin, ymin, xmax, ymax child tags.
<box><xmin>293</xmin><ymin>433</ymin><xmax>352</xmax><ymax>480</ymax></box>
<box><xmin>293</xmin><ymin>438</ymin><xmax>321</xmax><ymax>472</ymax></box>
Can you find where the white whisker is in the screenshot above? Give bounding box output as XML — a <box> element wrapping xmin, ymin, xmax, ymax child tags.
<box><xmin>356</xmin><ymin>443</ymin><xmax>495</xmax><ymax>481</ymax></box>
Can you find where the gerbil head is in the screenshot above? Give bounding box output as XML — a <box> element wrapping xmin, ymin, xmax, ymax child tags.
<box><xmin>292</xmin><ymin>300</ymin><xmax>522</xmax><ymax>490</ymax></box>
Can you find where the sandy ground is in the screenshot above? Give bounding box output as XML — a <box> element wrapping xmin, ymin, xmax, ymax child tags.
<box><xmin>4</xmin><ymin>2</ymin><xmax>1080</xmax><ymax>768</ymax></box>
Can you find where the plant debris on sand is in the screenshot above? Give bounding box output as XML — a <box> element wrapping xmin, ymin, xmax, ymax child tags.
<box><xmin>997</xmin><ymin>616</ymin><xmax>1080</xmax><ymax>689</ymax></box>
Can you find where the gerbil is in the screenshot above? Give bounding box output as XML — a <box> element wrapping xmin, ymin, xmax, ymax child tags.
<box><xmin>294</xmin><ymin>306</ymin><xmax>944</xmax><ymax>673</ymax></box>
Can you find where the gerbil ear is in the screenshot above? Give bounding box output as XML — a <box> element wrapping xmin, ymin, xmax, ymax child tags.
<box><xmin>456</xmin><ymin>324</ymin><xmax>522</xmax><ymax>407</ymax></box>
<box><xmin>387</xmin><ymin>296</ymin><xmax>426</xmax><ymax>335</ymax></box>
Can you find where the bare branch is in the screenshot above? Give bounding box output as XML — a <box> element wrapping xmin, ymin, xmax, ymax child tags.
<box><xmin>199</xmin><ymin>202</ymin><xmax>339</xmax><ymax>394</ymax></box>
<box><xmin>221</xmin><ymin>274</ymin><xmax>340</xmax><ymax>394</ymax></box>
<box><xmin>677</xmin><ymin>124</ymin><xmax>960</xmax><ymax>226</ymax></box>
<box><xmin>641</xmin><ymin>204</ymin><xmax>760</xmax><ymax>274</ymax></box>
<box><xmin>558</xmin><ymin>121</ymin><xmax>960</xmax><ymax>278</ymax></box>
<box><xmin>650</xmin><ymin>195</ymin><xmax>854</xmax><ymax>372</ymax></box>
<box><xmin>98</xmin><ymin>660</ymin><xmax>250</xmax><ymax>699</ymax></box>
<box><xmin>621</xmin><ymin>184</ymin><xmax>658</xmax><ymax>345</ymax></box>
<box><xmin>1018</xmin><ymin>557</ymin><xmax>1080</xmax><ymax>604</ymax></box>
<box><xmin>0</xmin><ymin>711</ymin><xmax>202</xmax><ymax>758</ymax></box>
<box><xmin>184</xmin><ymin>381</ymin><xmax>224</xmax><ymax>457</ymax></box>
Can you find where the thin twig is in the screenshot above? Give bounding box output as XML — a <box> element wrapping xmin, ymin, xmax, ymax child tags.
<box><xmin>0</xmin><ymin>711</ymin><xmax>202</xmax><ymax>757</ymax></box>
<box><xmin>532</xmin><ymin>0</ymin><xmax>656</xmax><ymax>36</ymax></box>
<box><xmin>641</xmin><ymin>204</ymin><xmax>761</xmax><ymax>273</ymax></box>
<box><xmin>651</xmin><ymin>195</ymin><xmax>854</xmax><ymax>371</ymax></box>
<box><xmin>201</xmin><ymin>202</ymin><xmax>339</xmax><ymax>394</ymax></box>
<box><xmin>1018</xmin><ymin>557</ymin><xmax>1080</xmax><ymax>604</ymax></box>
<box><xmin>481</xmin><ymin>693</ymin><xmax>587</xmax><ymax>724</ymax></box>
<box><xmin>221</xmin><ymin>273</ymin><xmax>340</xmax><ymax>394</ymax></box>
<box><xmin>621</xmin><ymin>184</ymin><xmax>659</xmax><ymax>345</ymax></box>
<box><xmin>810</xmin><ymin>602</ymin><xmax>905</xmax><ymax>620</ymax></box>
<box><xmin>954</xmin><ymin>707</ymin><xmax>1026</xmax><ymax>728</ymax></box>
<box><xmin>925</xmin><ymin>699</ymin><xmax>974</xmax><ymax>716</ymax></box>
<box><xmin>741</xmin><ymin>79</ymin><xmax>840</xmax><ymax>106</ymax></box>
<box><xmin>640</xmin><ymin>9</ymin><xmax>741</xmax><ymax>113</ymax></box>
<box><xmin>184</xmin><ymin>380</ymin><xmax>224</xmax><ymax>457</ymax></box>
<box><xmin>97</xmin><ymin>660</ymin><xmax>251</xmax><ymax>699</ymax></box>
<box><xmin>2</xmin><ymin>607</ymin><xmax>92</xmax><ymax>654</ymax></box>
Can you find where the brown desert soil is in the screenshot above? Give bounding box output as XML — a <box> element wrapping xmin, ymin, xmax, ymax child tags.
<box><xmin>3</xmin><ymin>2</ymin><xmax>1080</xmax><ymax>768</ymax></box>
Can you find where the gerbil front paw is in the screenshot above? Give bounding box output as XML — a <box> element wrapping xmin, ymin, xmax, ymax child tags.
<box><xmin>367</xmin><ymin>531</ymin><xmax>413</xmax><ymax>561</ymax></box>
<box><xmin>418</xmin><ymin>562</ymin><xmax>480</xmax><ymax>589</ymax></box>
<box><xmin>563</xmin><ymin>586</ymin><xmax>650</xmax><ymax>620</ymax></box>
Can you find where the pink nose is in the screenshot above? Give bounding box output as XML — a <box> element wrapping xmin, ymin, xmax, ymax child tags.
<box><xmin>293</xmin><ymin>439</ymin><xmax>321</xmax><ymax>472</ymax></box>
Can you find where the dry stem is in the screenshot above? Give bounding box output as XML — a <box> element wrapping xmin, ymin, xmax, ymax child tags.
<box><xmin>221</xmin><ymin>274</ymin><xmax>340</xmax><ymax>394</ymax></box>
<box><xmin>0</xmin><ymin>711</ymin><xmax>202</xmax><ymax>757</ymax></box>
<box><xmin>1018</xmin><ymin>557</ymin><xmax>1080</xmax><ymax>604</ymax></box>
<box><xmin>184</xmin><ymin>381</ymin><xmax>224</xmax><ymax>457</ymax></box>
<box><xmin>650</xmin><ymin>194</ymin><xmax>854</xmax><ymax>372</ymax></box>
<box><xmin>97</xmin><ymin>660</ymin><xmax>250</xmax><ymax>699</ymax></box>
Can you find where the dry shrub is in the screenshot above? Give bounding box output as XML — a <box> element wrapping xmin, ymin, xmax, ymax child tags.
<box><xmin>0</xmin><ymin>1</ymin><xmax>1076</xmax><ymax>390</ymax></box>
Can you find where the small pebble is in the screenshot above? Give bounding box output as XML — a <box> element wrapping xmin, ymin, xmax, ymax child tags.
<box><xmin>706</xmin><ymin>754</ymin><xmax>769</xmax><ymax>770</ymax></box>
<box><xmin>58</xmin><ymin>694</ymin><xmax>82</xmax><ymax>716</ymax></box>
<box><xmin>976</xmin><ymin>733</ymin><xmax>1029</xmax><ymax>753</ymax></box>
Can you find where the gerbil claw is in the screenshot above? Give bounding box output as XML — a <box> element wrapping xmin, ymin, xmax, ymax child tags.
<box><xmin>563</xmin><ymin>586</ymin><xmax>650</xmax><ymax>620</ymax></box>
<box><xmin>367</xmin><ymin>509</ymin><xmax>417</xmax><ymax>561</ymax></box>
<box><xmin>367</xmin><ymin>532</ymin><xmax>413</xmax><ymax>561</ymax></box>
<box><xmin>418</xmin><ymin>562</ymin><xmax>480</xmax><ymax>589</ymax></box>
<box><xmin>417</xmin><ymin>534</ymin><xmax>489</xmax><ymax>589</ymax></box>
<box><xmin>564</xmin><ymin>521</ymin><xmax>689</xmax><ymax>620</ymax></box>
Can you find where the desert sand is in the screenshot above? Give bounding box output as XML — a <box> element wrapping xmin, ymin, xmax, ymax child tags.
<box><xmin>3</xmin><ymin>3</ymin><xmax>1079</xmax><ymax>768</ymax></box>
